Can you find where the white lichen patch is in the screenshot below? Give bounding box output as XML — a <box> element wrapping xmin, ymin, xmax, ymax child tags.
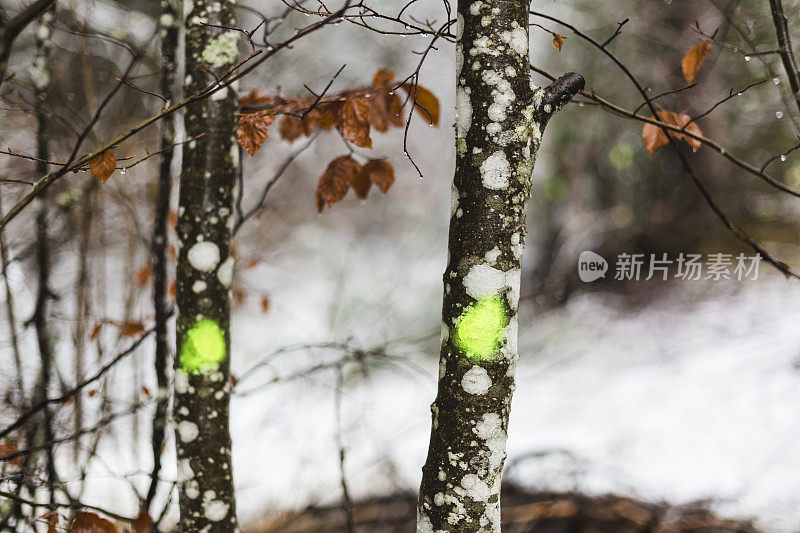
<box><xmin>482</xmin><ymin>70</ymin><xmax>515</xmax><ymax>124</ymax></box>
<box><xmin>192</xmin><ymin>280</ymin><xmax>207</xmax><ymax>293</ymax></box>
<box><xmin>455</xmin><ymin>87</ymin><xmax>472</xmax><ymax>140</ymax></box>
<box><xmin>434</xmin><ymin>492</ymin><xmax>445</xmax><ymax>506</ymax></box>
<box><xmin>480</xmin><ymin>151</ymin><xmax>510</xmax><ymax>190</ymax></box>
<box><xmin>460</xmin><ymin>473</ymin><xmax>490</xmax><ymax>501</ymax></box>
<box><xmin>475</xmin><ymin>412</ymin><xmax>502</xmax><ymax>440</ymax></box>
<box><xmin>217</xmin><ymin>256</ymin><xmax>234</xmax><ymax>287</ymax></box>
<box><xmin>469</xmin><ymin>1</ymin><xmax>482</xmax><ymax>15</ymax></box>
<box><xmin>500</xmin><ymin>24</ymin><xmax>529</xmax><ymax>57</ymax></box>
<box><xmin>187</xmin><ymin>242</ymin><xmax>220</xmax><ymax>272</ymax></box>
<box><xmin>471</xmin><ymin>36</ymin><xmax>498</xmax><ymax>57</ymax></box>
<box><xmin>177</xmin><ymin>420</ymin><xmax>199</xmax><ymax>442</ymax></box>
<box><xmin>201</xmin><ymin>31</ymin><xmax>239</xmax><ymax>68</ymax></box>
<box><xmin>462</xmin><ymin>365</ymin><xmax>491</xmax><ymax>395</ymax></box>
<box><xmin>501</xmin><ymin>315</ymin><xmax>518</xmax><ymax>360</ymax></box>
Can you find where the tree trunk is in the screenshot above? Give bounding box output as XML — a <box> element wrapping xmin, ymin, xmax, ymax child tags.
<box><xmin>416</xmin><ymin>0</ymin><xmax>582</xmax><ymax>531</ymax></box>
<box><xmin>173</xmin><ymin>0</ymin><xmax>239</xmax><ymax>530</ymax></box>
<box><xmin>144</xmin><ymin>0</ymin><xmax>179</xmax><ymax>514</ymax></box>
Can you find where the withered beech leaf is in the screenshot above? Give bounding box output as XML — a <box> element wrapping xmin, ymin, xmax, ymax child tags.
<box><xmin>363</xmin><ymin>159</ymin><xmax>395</xmax><ymax>193</ymax></box>
<box><xmin>372</xmin><ymin>68</ymin><xmax>396</xmax><ymax>86</ymax></box>
<box><xmin>642</xmin><ymin>110</ymin><xmax>703</xmax><ymax>154</ymax></box>
<box><xmin>71</xmin><ymin>511</ymin><xmax>118</xmax><ymax>533</ymax></box>
<box><xmin>316</xmin><ymin>155</ymin><xmax>362</xmax><ymax>212</ymax></box>
<box><xmin>279</xmin><ymin>115</ymin><xmax>306</xmax><ymax>142</ymax></box>
<box><xmin>238</xmin><ymin>111</ymin><xmax>276</xmax><ymax>156</ymax></box>
<box><xmin>401</xmin><ymin>83</ymin><xmax>440</xmax><ymax>127</ymax></box>
<box><xmin>89</xmin><ymin>150</ymin><xmax>116</xmax><ymax>183</ymax></box>
<box><xmin>341</xmin><ymin>97</ymin><xmax>372</xmax><ymax>148</ymax></box>
<box><xmin>552</xmin><ymin>34</ymin><xmax>567</xmax><ymax>51</ymax></box>
<box><xmin>682</xmin><ymin>40</ymin><xmax>712</xmax><ymax>84</ymax></box>
<box><xmin>351</xmin><ymin>166</ymin><xmax>372</xmax><ymax>199</ymax></box>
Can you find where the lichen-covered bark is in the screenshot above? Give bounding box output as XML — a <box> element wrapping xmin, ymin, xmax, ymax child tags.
<box><xmin>416</xmin><ymin>0</ymin><xmax>582</xmax><ymax>531</ymax></box>
<box><xmin>174</xmin><ymin>0</ymin><xmax>239</xmax><ymax>530</ymax></box>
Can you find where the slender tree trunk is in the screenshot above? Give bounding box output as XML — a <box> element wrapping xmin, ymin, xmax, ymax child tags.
<box><xmin>416</xmin><ymin>1</ymin><xmax>582</xmax><ymax>531</ymax></box>
<box><xmin>31</xmin><ymin>6</ymin><xmax>59</xmax><ymax>507</ymax></box>
<box><xmin>173</xmin><ymin>0</ymin><xmax>239</xmax><ymax>530</ymax></box>
<box><xmin>144</xmin><ymin>0</ymin><xmax>179</xmax><ymax>514</ymax></box>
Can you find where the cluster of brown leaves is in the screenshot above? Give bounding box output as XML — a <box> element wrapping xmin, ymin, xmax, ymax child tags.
<box><xmin>642</xmin><ymin>110</ymin><xmax>702</xmax><ymax>154</ymax></box>
<box><xmin>316</xmin><ymin>156</ymin><xmax>395</xmax><ymax>212</ymax></box>
<box><xmin>237</xmin><ymin>69</ymin><xmax>439</xmax><ymax>212</ymax></box>
<box><xmin>552</xmin><ymin>33</ymin><xmax>567</xmax><ymax>52</ymax></box>
<box><xmin>641</xmin><ymin>40</ymin><xmax>712</xmax><ymax>154</ymax></box>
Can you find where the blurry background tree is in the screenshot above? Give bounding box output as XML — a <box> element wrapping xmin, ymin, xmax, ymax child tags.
<box><xmin>1</xmin><ymin>0</ymin><xmax>800</xmax><ymax>531</ymax></box>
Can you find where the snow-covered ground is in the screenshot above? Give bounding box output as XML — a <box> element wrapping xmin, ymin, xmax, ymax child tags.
<box><xmin>221</xmin><ymin>273</ymin><xmax>800</xmax><ymax>533</ymax></box>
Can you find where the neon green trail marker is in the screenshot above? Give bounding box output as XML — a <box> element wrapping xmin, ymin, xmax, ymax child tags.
<box><xmin>180</xmin><ymin>318</ymin><xmax>227</xmax><ymax>373</ymax></box>
<box><xmin>454</xmin><ymin>295</ymin><xmax>508</xmax><ymax>360</ymax></box>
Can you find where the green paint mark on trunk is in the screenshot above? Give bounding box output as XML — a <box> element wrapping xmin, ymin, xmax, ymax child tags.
<box><xmin>180</xmin><ymin>318</ymin><xmax>226</xmax><ymax>373</ymax></box>
<box><xmin>455</xmin><ymin>295</ymin><xmax>508</xmax><ymax>360</ymax></box>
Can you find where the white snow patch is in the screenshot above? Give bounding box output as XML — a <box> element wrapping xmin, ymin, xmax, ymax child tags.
<box><xmin>462</xmin><ymin>366</ymin><xmax>491</xmax><ymax>395</ymax></box>
<box><xmin>461</xmin><ymin>473</ymin><xmax>490</xmax><ymax>501</ymax></box>
<box><xmin>217</xmin><ymin>256</ymin><xmax>235</xmax><ymax>288</ymax></box>
<box><xmin>177</xmin><ymin>421</ymin><xmax>199</xmax><ymax>442</ymax></box>
<box><xmin>455</xmin><ymin>87</ymin><xmax>472</xmax><ymax>139</ymax></box>
<box><xmin>480</xmin><ymin>151</ymin><xmax>510</xmax><ymax>190</ymax></box>
<box><xmin>501</xmin><ymin>26</ymin><xmax>529</xmax><ymax>56</ymax></box>
<box><xmin>187</xmin><ymin>242</ymin><xmax>220</xmax><ymax>272</ymax></box>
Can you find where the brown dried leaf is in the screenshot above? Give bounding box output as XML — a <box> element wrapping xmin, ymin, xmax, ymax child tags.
<box><xmin>316</xmin><ymin>155</ymin><xmax>362</xmax><ymax>212</ymax></box>
<box><xmin>682</xmin><ymin>40</ymin><xmax>712</xmax><ymax>84</ymax></box>
<box><xmin>89</xmin><ymin>150</ymin><xmax>116</xmax><ymax>183</ymax></box>
<box><xmin>279</xmin><ymin>115</ymin><xmax>306</xmax><ymax>142</ymax></box>
<box><xmin>238</xmin><ymin>111</ymin><xmax>276</xmax><ymax>156</ymax></box>
<box><xmin>316</xmin><ymin>102</ymin><xmax>343</xmax><ymax>130</ymax></box>
<box><xmin>0</xmin><ymin>442</ymin><xmax>22</xmax><ymax>466</ymax></box>
<box><xmin>341</xmin><ymin>97</ymin><xmax>372</xmax><ymax>148</ymax></box>
<box><xmin>402</xmin><ymin>83</ymin><xmax>440</xmax><ymax>127</ymax></box>
<box><xmin>362</xmin><ymin>159</ymin><xmax>395</xmax><ymax>193</ymax></box>
<box><xmin>642</xmin><ymin>110</ymin><xmax>703</xmax><ymax>154</ymax></box>
<box><xmin>351</xmin><ymin>167</ymin><xmax>372</xmax><ymax>199</ymax></box>
<box><xmin>372</xmin><ymin>68</ymin><xmax>396</xmax><ymax>86</ymax></box>
<box><xmin>553</xmin><ymin>34</ymin><xmax>567</xmax><ymax>51</ymax></box>
<box><xmin>71</xmin><ymin>511</ymin><xmax>117</xmax><ymax>533</ymax></box>
<box><xmin>131</xmin><ymin>508</ymin><xmax>153</xmax><ymax>533</ymax></box>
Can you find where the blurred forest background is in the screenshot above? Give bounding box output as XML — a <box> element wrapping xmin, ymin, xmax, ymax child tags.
<box><xmin>1</xmin><ymin>0</ymin><xmax>800</xmax><ymax>531</ymax></box>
